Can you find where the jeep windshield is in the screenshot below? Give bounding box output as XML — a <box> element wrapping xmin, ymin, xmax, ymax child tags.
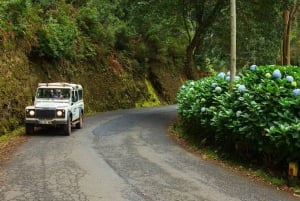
<box><xmin>36</xmin><ymin>88</ymin><xmax>71</xmax><ymax>99</ymax></box>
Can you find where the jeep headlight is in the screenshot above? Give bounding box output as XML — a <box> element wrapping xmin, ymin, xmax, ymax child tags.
<box><xmin>56</xmin><ymin>109</ymin><xmax>65</xmax><ymax>118</ymax></box>
<box><xmin>26</xmin><ymin>109</ymin><xmax>35</xmax><ymax>117</ymax></box>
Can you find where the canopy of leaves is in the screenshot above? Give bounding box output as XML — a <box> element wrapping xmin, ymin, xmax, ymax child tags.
<box><xmin>0</xmin><ymin>0</ymin><xmax>299</xmax><ymax>70</ymax></box>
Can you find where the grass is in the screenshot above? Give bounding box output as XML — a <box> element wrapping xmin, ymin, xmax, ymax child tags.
<box><xmin>0</xmin><ymin>127</ymin><xmax>25</xmax><ymax>143</ymax></box>
<box><xmin>252</xmin><ymin>169</ymin><xmax>285</xmax><ymax>186</ymax></box>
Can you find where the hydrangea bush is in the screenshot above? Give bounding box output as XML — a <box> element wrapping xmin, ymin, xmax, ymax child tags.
<box><xmin>177</xmin><ymin>65</ymin><xmax>300</xmax><ymax>168</ymax></box>
<box><xmin>176</xmin><ymin>76</ymin><xmax>229</xmax><ymax>142</ymax></box>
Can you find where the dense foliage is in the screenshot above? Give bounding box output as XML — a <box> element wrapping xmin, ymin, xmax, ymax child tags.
<box><xmin>177</xmin><ymin>65</ymin><xmax>300</xmax><ymax>170</ymax></box>
<box><xmin>0</xmin><ymin>0</ymin><xmax>299</xmax><ymax>72</ymax></box>
<box><xmin>1</xmin><ymin>0</ymin><xmax>299</xmax><ymax>70</ymax></box>
<box><xmin>0</xmin><ymin>0</ymin><xmax>300</xmax><ymax>140</ymax></box>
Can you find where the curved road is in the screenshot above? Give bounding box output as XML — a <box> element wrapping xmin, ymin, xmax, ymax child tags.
<box><xmin>0</xmin><ymin>105</ymin><xmax>298</xmax><ymax>201</ymax></box>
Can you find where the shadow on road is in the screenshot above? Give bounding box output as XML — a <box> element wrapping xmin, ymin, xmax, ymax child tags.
<box><xmin>27</xmin><ymin>127</ymin><xmax>70</xmax><ymax>137</ymax></box>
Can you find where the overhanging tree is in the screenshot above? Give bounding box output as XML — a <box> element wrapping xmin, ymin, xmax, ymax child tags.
<box><xmin>181</xmin><ymin>0</ymin><xmax>227</xmax><ymax>79</ymax></box>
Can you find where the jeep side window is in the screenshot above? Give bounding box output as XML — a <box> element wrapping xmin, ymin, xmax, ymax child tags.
<box><xmin>72</xmin><ymin>91</ymin><xmax>78</xmax><ymax>102</ymax></box>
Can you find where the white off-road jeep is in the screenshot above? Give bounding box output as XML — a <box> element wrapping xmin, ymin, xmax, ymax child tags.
<box><xmin>25</xmin><ymin>82</ymin><xmax>84</xmax><ymax>135</ymax></box>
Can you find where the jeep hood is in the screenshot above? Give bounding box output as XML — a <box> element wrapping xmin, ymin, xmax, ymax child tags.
<box><xmin>34</xmin><ymin>101</ymin><xmax>70</xmax><ymax>109</ymax></box>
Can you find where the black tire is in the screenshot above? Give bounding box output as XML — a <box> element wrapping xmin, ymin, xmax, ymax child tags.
<box><xmin>64</xmin><ymin>118</ymin><xmax>71</xmax><ymax>136</ymax></box>
<box><xmin>76</xmin><ymin>114</ymin><xmax>83</xmax><ymax>129</ymax></box>
<box><xmin>25</xmin><ymin>123</ymin><xmax>34</xmax><ymax>135</ymax></box>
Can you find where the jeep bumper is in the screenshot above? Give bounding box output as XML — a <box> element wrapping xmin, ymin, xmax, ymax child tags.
<box><xmin>25</xmin><ymin>119</ymin><xmax>67</xmax><ymax>125</ymax></box>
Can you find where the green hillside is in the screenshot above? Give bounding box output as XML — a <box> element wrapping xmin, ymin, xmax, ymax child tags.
<box><xmin>0</xmin><ymin>0</ymin><xmax>186</xmax><ymax>136</ymax></box>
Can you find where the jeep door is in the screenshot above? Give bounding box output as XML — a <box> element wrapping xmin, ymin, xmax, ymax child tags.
<box><xmin>71</xmin><ymin>90</ymin><xmax>80</xmax><ymax>121</ymax></box>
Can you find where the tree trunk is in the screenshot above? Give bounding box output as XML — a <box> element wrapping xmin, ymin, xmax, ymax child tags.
<box><xmin>185</xmin><ymin>28</ymin><xmax>203</xmax><ymax>80</ymax></box>
<box><xmin>282</xmin><ymin>3</ymin><xmax>298</xmax><ymax>66</ymax></box>
<box><xmin>185</xmin><ymin>44</ymin><xmax>195</xmax><ymax>80</ymax></box>
<box><xmin>282</xmin><ymin>10</ymin><xmax>291</xmax><ymax>65</ymax></box>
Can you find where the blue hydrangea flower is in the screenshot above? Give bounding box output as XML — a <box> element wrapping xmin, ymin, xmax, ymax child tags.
<box><xmin>249</xmin><ymin>65</ymin><xmax>257</xmax><ymax>71</ymax></box>
<box><xmin>214</xmin><ymin>86</ymin><xmax>222</xmax><ymax>93</ymax></box>
<box><xmin>217</xmin><ymin>72</ymin><xmax>225</xmax><ymax>79</ymax></box>
<box><xmin>201</xmin><ymin>107</ymin><xmax>206</xmax><ymax>112</ymax></box>
<box><xmin>272</xmin><ymin>69</ymin><xmax>282</xmax><ymax>79</ymax></box>
<box><xmin>234</xmin><ymin>76</ymin><xmax>240</xmax><ymax>81</ymax></box>
<box><xmin>238</xmin><ymin>85</ymin><xmax>246</xmax><ymax>93</ymax></box>
<box><xmin>211</xmin><ymin>83</ymin><xmax>218</xmax><ymax>88</ymax></box>
<box><xmin>286</xmin><ymin>75</ymin><xmax>294</xmax><ymax>82</ymax></box>
<box><xmin>225</xmin><ymin>75</ymin><xmax>240</xmax><ymax>82</ymax></box>
<box><xmin>293</xmin><ymin>89</ymin><xmax>300</xmax><ymax>96</ymax></box>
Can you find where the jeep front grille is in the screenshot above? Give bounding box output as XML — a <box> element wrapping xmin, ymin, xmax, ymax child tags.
<box><xmin>35</xmin><ymin>109</ymin><xmax>56</xmax><ymax>119</ymax></box>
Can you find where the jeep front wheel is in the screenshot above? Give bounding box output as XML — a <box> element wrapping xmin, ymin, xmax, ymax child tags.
<box><xmin>64</xmin><ymin>118</ymin><xmax>71</xmax><ymax>136</ymax></box>
<box><xmin>76</xmin><ymin>114</ymin><xmax>83</xmax><ymax>129</ymax></box>
<box><xmin>25</xmin><ymin>124</ymin><xmax>34</xmax><ymax>135</ymax></box>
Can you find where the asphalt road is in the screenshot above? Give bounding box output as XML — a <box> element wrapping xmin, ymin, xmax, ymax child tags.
<box><xmin>0</xmin><ymin>105</ymin><xmax>298</xmax><ymax>201</ymax></box>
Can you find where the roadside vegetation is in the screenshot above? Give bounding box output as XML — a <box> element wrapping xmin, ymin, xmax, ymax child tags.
<box><xmin>176</xmin><ymin>64</ymin><xmax>300</xmax><ymax>189</ymax></box>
